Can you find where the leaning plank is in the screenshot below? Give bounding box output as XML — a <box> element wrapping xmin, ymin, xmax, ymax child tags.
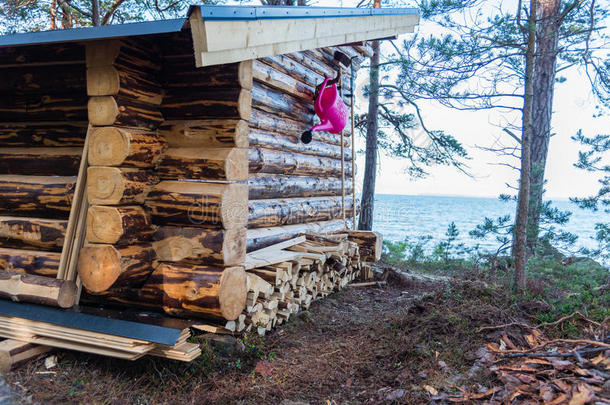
<box><xmin>0</xmin><ymin>340</ymin><xmax>52</xmax><ymax>372</ymax></box>
<box><xmin>152</xmin><ymin>226</ymin><xmax>246</xmax><ymax>266</ymax></box>
<box><xmin>143</xmin><ymin>263</ymin><xmax>247</xmax><ymax>321</ymax></box>
<box><xmin>87</xmin><ymin>166</ymin><xmax>159</xmax><ymax>205</ymax></box>
<box><xmin>248</xmin><ymin>236</ymin><xmax>306</xmax><ymax>255</ymax></box>
<box><xmin>157</xmin><ymin>147</ymin><xmax>248</xmax><ymax>181</ymax></box>
<box><xmin>158</xmin><ymin>119</ymin><xmax>249</xmax><ymax>148</ymax></box>
<box><xmin>0</xmin><ymin>248</ymin><xmax>60</xmax><ymax>277</ymax></box>
<box><xmin>0</xmin><ymin>147</ymin><xmax>81</xmax><ymax>176</ymax></box>
<box><xmin>244</xmin><ymin>249</ymin><xmax>304</xmax><ymax>270</ymax></box>
<box><xmin>0</xmin><ymin>271</ymin><xmax>77</xmax><ymax>308</ymax></box>
<box><xmin>0</xmin><ymin>216</ymin><xmax>66</xmax><ymax>251</ymax></box>
<box><xmin>77</xmin><ymin>243</ymin><xmax>156</xmax><ymax>293</ymax></box>
<box><xmin>86</xmin><ymin>205</ymin><xmax>155</xmax><ymax>245</ymax></box>
<box><xmin>146</xmin><ymin>181</ymin><xmax>248</xmax><ymax>228</ymax></box>
<box><xmin>88</xmin><ymin>126</ymin><xmax>167</xmax><ymax>167</ymax></box>
<box><xmin>0</xmin><ymin>175</ymin><xmax>75</xmax><ymax>218</ymax></box>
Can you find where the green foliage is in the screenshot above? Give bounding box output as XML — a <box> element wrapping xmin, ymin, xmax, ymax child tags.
<box><xmin>571</xmin><ymin>130</ymin><xmax>610</xmax><ymax>260</ymax></box>
<box><xmin>381</xmin><ymin>235</ymin><xmax>432</xmax><ymax>265</ymax></box>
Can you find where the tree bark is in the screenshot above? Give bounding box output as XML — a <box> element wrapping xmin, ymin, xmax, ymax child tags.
<box><xmin>358</xmin><ymin>38</ymin><xmax>380</xmax><ymax>231</ymax></box>
<box><xmin>248</xmin><ymin>174</ymin><xmax>352</xmax><ymax>199</ymax></box>
<box><xmin>86</xmin><ymin>205</ymin><xmax>155</xmax><ymax>245</ymax></box>
<box><xmin>248</xmin><ymin>196</ymin><xmax>355</xmax><ymax>228</ymax></box>
<box><xmin>513</xmin><ymin>0</ymin><xmax>537</xmax><ymax>292</ymax></box>
<box><xmin>526</xmin><ymin>0</ymin><xmax>561</xmax><ymax>255</ymax></box>
<box><xmin>0</xmin><ymin>122</ymin><xmax>87</xmax><ymax>147</ymax></box>
<box><xmin>0</xmin><ymin>175</ymin><xmax>75</xmax><ymax>218</ymax></box>
<box><xmin>0</xmin><ymin>271</ymin><xmax>77</xmax><ymax>308</ymax></box>
<box><xmin>0</xmin><ymin>147</ymin><xmax>81</xmax><ymax>176</ymax></box>
<box><xmin>158</xmin><ymin>119</ymin><xmax>248</xmax><ymax>148</ymax></box>
<box><xmin>0</xmin><ymin>248</ymin><xmax>60</xmax><ymax>277</ymax></box>
<box><xmin>246</xmin><ymin>219</ymin><xmax>345</xmax><ymax>252</ymax></box>
<box><xmin>157</xmin><ymin>147</ymin><xmax>248</xmax><ymax>181</ymax></box>
<box><xmin>0</xmin><ymin>216</ymin><xmax>66</xmax><ymax>251</ymax></box>
<box><xmin>88</xmin><ymin>127</ymin><xmax>167</xmax><ymax>168</ymax></box>
<box><xmin>248</xmin><ymin>147</ymin><xmax>351</xmax><ymax>177</ymax></box>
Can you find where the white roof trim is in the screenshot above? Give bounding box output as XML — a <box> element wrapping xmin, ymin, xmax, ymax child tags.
<box><xmin>189</xmin><ymin>7</ymin><xmax>419</xmax><ymax>67</ymax></box>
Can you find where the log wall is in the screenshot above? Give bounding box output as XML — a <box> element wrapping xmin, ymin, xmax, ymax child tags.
<box><xmin>246</xmin><ymin>46</ymin><xmax>362</xmax><ymax>250</ymax></box>
<box><xmin>0</xmin><ymin>30</ymin><xmax>366</xmax><ymax>321</ymax></box>
<box><xmin>0</xmin><ymin>43</ymin><xmax>87</xmax><ymax>285</ymax></box>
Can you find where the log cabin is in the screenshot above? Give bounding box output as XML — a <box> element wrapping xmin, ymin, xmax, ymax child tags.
<box><xmin>0</xmin><ymin>6</ymin><xmax>418</xmax><ymax>328</ymax></box>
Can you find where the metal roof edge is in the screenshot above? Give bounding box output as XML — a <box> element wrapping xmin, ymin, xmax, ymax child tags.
<box><xmin>0</xmin><ymin>17</ymin><xmax>187</xmax><ymax>48</ymax></box>
<box><xmin>194</xmin><ymin>5</ymin><xmax>420</xmax><ymax>21</ymax></box>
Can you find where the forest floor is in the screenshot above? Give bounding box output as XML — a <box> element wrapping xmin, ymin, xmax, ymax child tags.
<box><xmin>4</xmin><ymin>264</ymin><xmax>609</xmax><ymax>404</ymax></box>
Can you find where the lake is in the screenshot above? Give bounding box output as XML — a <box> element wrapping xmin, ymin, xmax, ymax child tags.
<box><xmin>369</xmin><ymin>194</ymin><xmax>605</xmax><ymax>256</ymax></box>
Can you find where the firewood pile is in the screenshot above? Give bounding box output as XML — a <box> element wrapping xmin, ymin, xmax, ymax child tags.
<box><xmin>194</xmin><ymin>233</ymin><xmax>364</xmax><ymax>336</ymax></box>
<box><xmin>432</xmin><ymin>318</ymin><xmax>610</xmax><ymax>403</ymax></box>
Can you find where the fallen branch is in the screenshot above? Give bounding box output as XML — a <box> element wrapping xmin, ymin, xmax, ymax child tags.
<box><xmin>541</xmin><ymin>311</ymin><xmax>601</xmax><ymax>328</ymax></box>
<box><xmin>349</xmin><ymin>281</ymin><xmax>387</xmax><ymax>288</ymax></box>
<box><xmin>498</xmin><ymin>339</ymin><xmax>610</xmax><ymax>354</ymax></box>
<box><xmin>499</xmin><ymin>346</ymin><xmax>607</xmax><ymax>359</ymax></box>
<box><xmin>477</xmin><ymin>322</ymin><xmax>538</xmax><ymax>333</ymax></box>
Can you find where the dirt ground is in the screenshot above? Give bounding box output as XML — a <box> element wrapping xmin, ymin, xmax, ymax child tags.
<box><xmin>3</xmin><ymin>269</ymin><xmax>574</xmax><ymax>404</ymax></box>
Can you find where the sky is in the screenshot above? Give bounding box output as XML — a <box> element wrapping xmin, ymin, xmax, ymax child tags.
<box><xmin>305</xmin><ymin>0</ymin><xmax>610</xmax><ymax>199</ymax></box>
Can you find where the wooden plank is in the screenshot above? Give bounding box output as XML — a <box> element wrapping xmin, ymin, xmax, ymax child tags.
<box><xmin>244</xmin><ymin>249</ymin><xmax>303</xmax><ymax>270</ymax></box>
<box><xmin>0</xmin><ymin>339</ymin><xmax>52</xmax><ymax>372</ymax></box>
<box><xmin>247</xmin><ymin>236</ymin><xmax>306</xmax><ymax>255</ymax></box>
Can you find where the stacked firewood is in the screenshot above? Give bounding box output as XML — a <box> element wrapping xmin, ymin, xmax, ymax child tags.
<box><xmin>196</xmin><ymin>234</ymin><xmax>363</xmax><ymax>336</ymax></box>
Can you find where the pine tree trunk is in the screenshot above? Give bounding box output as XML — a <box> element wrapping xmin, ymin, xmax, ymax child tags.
<box><xmin>513</xmin><ymin>0</ymin><xmax>537</xmax><ymax>292</ymax></box>
<box><xmin>526</xmin><ymin>0</ymin><xmax>561</xmax><ymax>256</ymax></box>
<box><xmin>358</xmin><ymin>39</ymin><xmax>380</xmax><ymax>231</ymax></box>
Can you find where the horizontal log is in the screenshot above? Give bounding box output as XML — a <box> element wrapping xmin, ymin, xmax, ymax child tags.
<box><xmin>250</xmin><ymin>109</ymin><xmax>348</xmax><ymax>146</ymax></box>
<box><xmin>246</xmin><ymin>219</ymin><xmax>345</xmax><ymax>252</ymax></box>
<box><xmin>0</xmin><ymin>122</ymin><xmax>87</xmax><ymax>147</ymax></box>
<box><xmin>248</xmin><ymin>196</ymin><xmax>355</xmax><ymax>228</ymax></box>
<box><xmin>162</xmin><ymin>60</ymin><xmax>253</xmax><ymax>90</ymax></box>
<box><xmin>252</xmin><ymin>59</ymin><xmax>314</xmax><ymax>101</ymax></box>
<box><xmin>157</xmin><ymin>147</ymin><xmax>248</xmax><ymax>181</ymax></box>
<box><xmin>0</xmin><ymin>339</ymin><xmax>52</xmax><ymax>373</ymax></box>
<box><xmin>248</xmin><ymin>174</ymin><xmax>352</xmax><ymax>199</ymax></box>
<box><xmin>77</xmin><ymin>243</ymin><xmax>156</xmax><ymax>293</ymax></box>
<box><xmin>0</xmin><ymin>43</ymin><xmax>84</xmax><ymax>67</ymax></box>
<box><xmin>249</xmin><ymin>128</ymin><xmax>351</xmax><ymax>160</ymax></box>
<box><xmin>161</xmin><ymin>88</ymin><xmax>252</xmax><ymax>121</ymax></box>
<box><xmin>249</xmin><ymin>147</ymin><xmax>352</xmax><ymax>177</ymax></box>
<box><xmin>144</xmin><ymin>263</ymin><xmax>247</xmax><ymax>321</ymax></box>
<box><xmin>87</xmin><ymin>65</ymin><xmax>164</xmax><ymax>105</ymax></box>
<box><xmin>0</xmin><ymin>64</ymin><xmax>86</xmax><ymax>95</ymax></box>
<box><xmin>88</xmin><ymin>126</ymin><xmax>167</xmax><ymax>167</ymax></box>
<box><xmin>347</xmin><ymin>231</ymin><xmax>382</xmax><ymax>262</ymax></box>
<box><xmin>0</xmin><ymin>216</ymin><xmax>66</xmax><ymax>251</ymax></box>
<box><xmin>251</xmin><ymin>81</ymin><xmax>314</xmax><ymax>122</ymax></box>
<box><xmin>87</xmin><ymin>166</ymin><xmax>159</xmax><ymax>205</ymax></box>
<box><xmin>0</xmin><ymin>147</ymin><xmax>81</xmax><ymax>176</ymax></box>
<box><xmin>146</xmin><ymin>181</ymin><xmax>248</xmax><ymax>228</ymax></box>
<box><xmin>87</xmin><ymin>96</ymin><xmax>164</xmax><ymax>129</ymax></box>
<box><xmin>158</xmin><ymin>119</ymin><xmax>249</xmax><ymax>148</ymax></box>
<box><xmin>86</xmin><ymin>206</ymin><xmax>155</xmax><ymax>245</ymax></box>
<box><xmin>260</xmin><ymin>54</ymin><xmax>322</xmax><ymax>88</ymax></box>
<box><xmin>0</xmin><ymin>93</ymin><xmax>88</xmax><ymax>122</ymax></box>
<box><xmin>0</xmin><ymin>247</ymin><xmax>60</xmax><ymax>277</ymax></box>
<box><xmin>86</xmin><ymin>39</ymin><xmax>162</xmax><ymax>77</ymax></box>
<box><xmin>0</xmin><ymin>175</ymin><xmax>75</xmax><ymax>218</ymax></box>
<box><xmin>0</xmin><ymin>271</ymin><xmax>77</xmax><ymax>308</ymax></box>
<box><xmin>152</xmin><ymin>226</ymin><xmax>246</xmax><ymax>266</ymax></box>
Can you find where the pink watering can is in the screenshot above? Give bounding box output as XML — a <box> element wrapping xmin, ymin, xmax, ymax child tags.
<box><xmin>301</xmin><ymin>75</ymin><xmax>349</xmax><ymax>144</ymax></box>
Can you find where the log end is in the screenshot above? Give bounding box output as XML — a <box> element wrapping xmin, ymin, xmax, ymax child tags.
<box><xmin>238</xmin><ymin>89</ymin><xmax>252</xmax><ymax>121</ymax></box>
<box><xmin>87</xmin><ymin>96</ymin><xmax>119</xmax><ymax>127</ymax></box>
<box><xmin>224</xmin><ymin>227</ymin><xmax>247</xmax><ymax>266</ymax></box>
<box><xmin>57</xmin><ymin>280</ymin><xmax>78</xmax><ymax>308</ymax></box>
<box><xmin>77</xmin><ymin>245</ymin><xmax>121</xmax><ymax>293</ymax></box>
<box><xmin>227</xmin><ymin>148</ymin><xmax>249</xmax><ymax>181</ymax></box>
<box><xmin>89</xmin><ymin>126</ymin><xmax>127</xmax><ymax>166</ymax></box>
<box><xmin>221</xmin><ymin>183</ymin><xmax>249</xmax><ymax>228</ymax></box>
<box><xmin>86</xmin><ymin>206</ymin><xmax>123</xmax><ymax>244</ymax></box>
<box><xmin>87</xmin><ymin>166</ymin><xmax>124</xmax><ymax>205</ymax></box>
<box><xmin>218</xmin><ymin>266</ymin><xmax>247</xmax><ymax>321</ymax></box>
